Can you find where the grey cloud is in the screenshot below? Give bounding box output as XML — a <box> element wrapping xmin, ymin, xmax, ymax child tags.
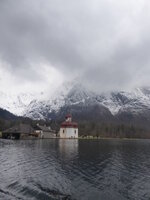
<box><xmin>0</xmin><ymin>0</ymin><xmax>150</xmax><ymax>91</ymax></box>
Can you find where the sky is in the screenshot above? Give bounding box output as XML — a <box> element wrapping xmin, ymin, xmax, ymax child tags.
<box><xmin>0</xmin><ymin>0</ymin><xmax>150</xmax><ymax>94</ymax></box>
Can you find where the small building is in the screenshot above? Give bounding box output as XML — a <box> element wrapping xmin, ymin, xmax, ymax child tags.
<box><xmin>2</xmin><ymin>124</ymin><xmax>35</xmax><ymax>139</ymax></box>
<box><xmin>34</xmin><ymin>124</ymin><xmax>56</xmax><ymax>139</ymax></box>
<box><xmin>59</xmin><ymin>114</ymin><xmax>78</xmax><ymax>138</ymax></box>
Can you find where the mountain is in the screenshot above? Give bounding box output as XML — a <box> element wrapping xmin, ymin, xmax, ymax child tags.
<box><xmin>0</xmin><ymin>91</ymin><xmax>44</xmax><ymax>116</ymax></box>
<box><xmin>23</xmin><ymin>82</ymin><xmax>113</xmax><ymax>121</ymax></box>
<box><xmin>23</xmin><ymin>83</ymin><xmax>150</xmax><ymax>126</ymax></box>
<box><xmin>1</xmin><ymin>83</ymin><xmax>150</xmax><ymax>138</ymax></box>
<box><xmin>0</xmin><ymin>108</ymin><xmax>18</xmax><ymax>120</ymax></box>
<box><xmin>1</xmin><ymin>82</ymin><xmax>150</xmax><ymax>128</ymax></box>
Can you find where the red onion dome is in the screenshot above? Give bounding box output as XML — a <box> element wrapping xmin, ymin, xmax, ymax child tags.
<box><xmin>61</xmin><ymin>121</ymin><xmax>78</xmax><ymax>128</ymax></box>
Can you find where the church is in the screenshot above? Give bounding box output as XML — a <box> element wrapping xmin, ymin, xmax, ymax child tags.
<box><xmin>59</xmin><ymin>114</ymin><xmax>78</xmax><ymax>138</ymax></box>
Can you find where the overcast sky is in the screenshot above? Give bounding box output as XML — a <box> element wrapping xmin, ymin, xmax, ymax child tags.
<box><xmin>0</xmin><ymin>0</ymin><xmax>150</xmax><ymax>94</ymax></box>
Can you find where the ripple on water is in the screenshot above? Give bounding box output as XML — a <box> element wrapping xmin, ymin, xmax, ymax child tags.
<box><xmin>0</xmin><ymin>139</ymin><xmax>150</xmax><ymax>200</ymax></box>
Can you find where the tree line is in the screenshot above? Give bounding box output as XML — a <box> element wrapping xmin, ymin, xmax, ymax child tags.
<box><xmin>78</xmin><ymin>122</ymin><xmax>150</xmax><ymax>139</ymax></box>
<box><xmin>0</xmin><ymin>118</ymin><xmax>150</xmax><ymax>139</ymax></box>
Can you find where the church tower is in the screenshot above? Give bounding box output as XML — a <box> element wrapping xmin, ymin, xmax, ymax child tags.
<box><xmin>59</xmin><ymin>114</ymin><xmax>78</xmax><ymax>138</ymax></box>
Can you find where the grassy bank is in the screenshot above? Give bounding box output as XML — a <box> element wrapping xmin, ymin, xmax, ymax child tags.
<box><xmin>78</xmin><ymin>136</ymin><xmax>150</xmax><ymax>140</ymax></box>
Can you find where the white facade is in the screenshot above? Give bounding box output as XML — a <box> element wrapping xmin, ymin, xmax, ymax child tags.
<box><xmin>41</xmin><ymin>131</ymin><xmax>56</xmax><ymax>139</ymax></box>
<box><xmin>59</xmin><ymin>114</ymin><xmax>78</xmax><ymax>138</ymax></box>
<box><xmin>59</xmin><ymin>127</ymin><xmax>78</xmax><ymax>138</ymax></box>
<box><xmin>35</xmin><ymin>124</ymin><xmax>56</xmax><ymax>139</ymax></box>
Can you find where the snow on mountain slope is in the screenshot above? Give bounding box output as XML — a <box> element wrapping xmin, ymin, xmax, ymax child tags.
<box><xmin>99</xmin><ymin>88</ymin><xmax>150</xmax><ymax>115</ymax></box>
<box><xmin>1</xmin><ymin>81</ymin><xmax>150</xmax><ymax>120</ymax></box>
<box><xmin>24</xmin><ymin>82</ymin><xmax>150</xmax><ymax>120</ymax></box>
<box><xmin>0</xmin><ymin>91</ymin><xmax>43</xmax><ymax>116</ymax></box>
<box><xmin>23</xmin><ymin>81</ymin><xmax>79</xmax><ymax>119</ymax></box>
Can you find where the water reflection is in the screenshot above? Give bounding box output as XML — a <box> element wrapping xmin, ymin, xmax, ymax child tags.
<box><xmin>58</xmin><ymin>139</ymin><xmax>79</xmax><ymax>160</ymax></box>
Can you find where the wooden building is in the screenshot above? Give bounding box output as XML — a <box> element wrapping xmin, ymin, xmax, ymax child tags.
<box><xmin>2</xmin><ymin>124</ymin><xmax>35</xmax><ymax>139</ymax></box>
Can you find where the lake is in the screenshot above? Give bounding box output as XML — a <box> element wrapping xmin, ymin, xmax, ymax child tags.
<box><xmin>0</xmin><ymin>139</ymin><xmax>150</xmax><ymax>200</ymax></box>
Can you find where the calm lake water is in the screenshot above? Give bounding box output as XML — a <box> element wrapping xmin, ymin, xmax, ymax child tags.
<box><xmin>0</xmin><ymin>139</ymin><xmax>150</xmax><ymax>200</ymax></box>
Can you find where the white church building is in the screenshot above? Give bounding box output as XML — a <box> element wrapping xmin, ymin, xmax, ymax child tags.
<box><xmin>59</xmin><ymin>114</ymin><xmax>78</xmax><ymax>138</ymax></box>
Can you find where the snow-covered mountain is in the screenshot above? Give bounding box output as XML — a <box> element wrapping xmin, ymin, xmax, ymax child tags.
<box><xmin>1</xmin><ymin>81</ymin><xmax>150</xmax><ymax>121</ymax></box>
<box><xmin>0</xmin><ymin>91</ymin><xmax>44</xmax><ymax>116</ymax></box>
<box><xmin>99</xmin><ymin>88</ymin><xmax>150</xmax><ymax>115</ymax></box>
<box><xmin>24</xmin><ymin>82</ymin><xmax>150</xmax><ymax>121</ymax></box>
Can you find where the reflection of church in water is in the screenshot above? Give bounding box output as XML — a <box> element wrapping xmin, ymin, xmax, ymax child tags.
<box><xmin>58</xmin><ymin>139</ymin><xmax>79</xmax><ymax>160</ymax></box>
<box><xmin>59</xmin><ymin>114</ymin><xmax>78</xmax><ymax>138</ymax></box>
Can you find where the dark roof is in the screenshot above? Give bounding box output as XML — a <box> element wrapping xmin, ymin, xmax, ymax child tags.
<box><xmin>3</xmin><ymin>124</ymin><xmax>34</xmax><ymax>134</ymax></box>
<box><xmin>36</xmin><ymin>124</ymin><xmax>53</xmax><ymax>132</ymax></box>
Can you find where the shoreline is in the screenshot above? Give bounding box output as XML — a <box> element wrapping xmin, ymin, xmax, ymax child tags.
<box><xmin>1</xmin><ymin>137</ymin><xmax>150</xmax><ymax>141</ymax></box>
<box><xmin>78</xmin><ymin>137</ymin><xmax>150</xmax><ymax>140</ymax></box>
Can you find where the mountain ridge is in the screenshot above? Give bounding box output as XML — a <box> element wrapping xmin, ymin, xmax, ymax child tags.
<box><xmin>1</xmin><ymin>82</ymin><xmax>150</xmax><ymax>125</ymax></box>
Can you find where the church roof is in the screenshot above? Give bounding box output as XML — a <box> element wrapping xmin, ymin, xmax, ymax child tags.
<box><xmin>61</xmin><ymin>121</ymin><xmax>78</xmax><ymax>128</ymax></box>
